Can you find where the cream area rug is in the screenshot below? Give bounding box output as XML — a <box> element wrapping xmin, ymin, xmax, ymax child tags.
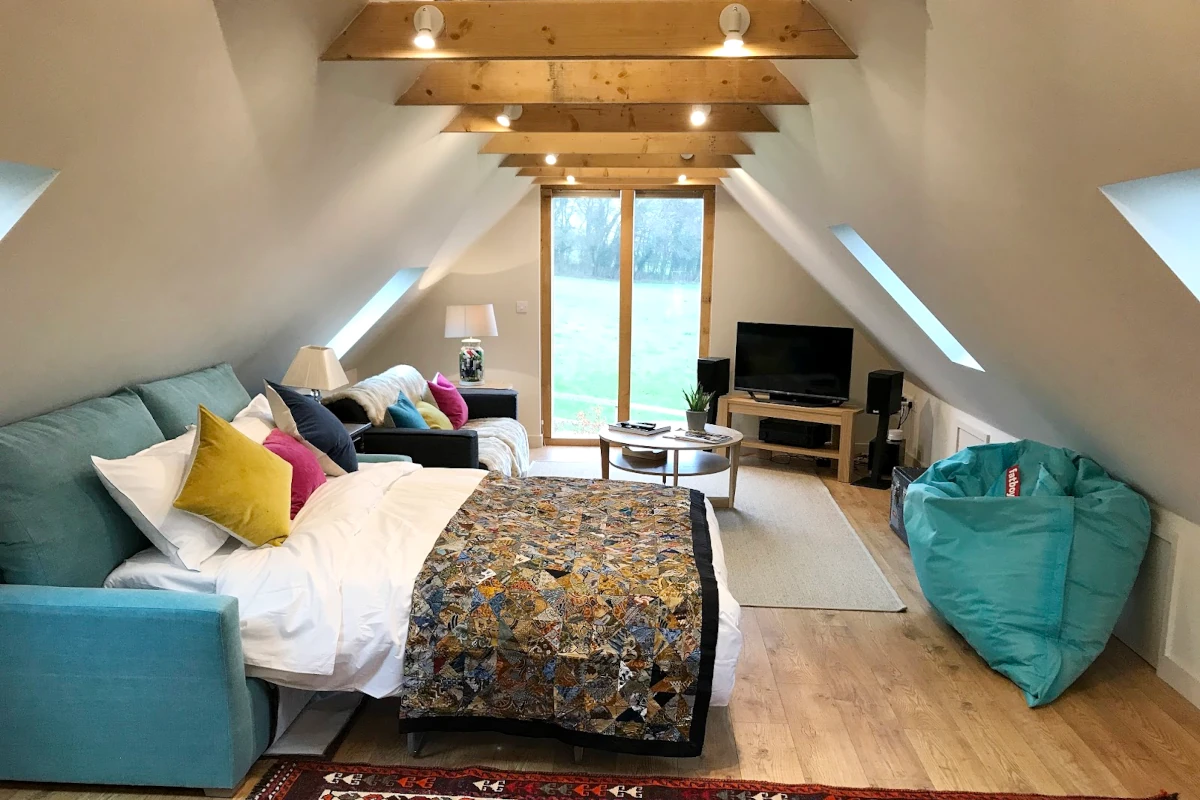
<box><xmin>529</xmin><ymin>456</ymin><xmax>905</xmax><ymax>612</ymax></box>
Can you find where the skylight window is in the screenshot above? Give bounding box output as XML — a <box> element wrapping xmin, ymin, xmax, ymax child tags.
<box><xmin>327</xmin><ymin>267</ymin><xmax>425</xmax><ymax>358</ymax></box>
<box><xmin>1101</xmin><ymin>167</ymin><xmax>1200</xmax><ymax>301</ymax></box>
<box><xmin>830</xmin><ymin>224</ymin><xmax>983</xmax><ymax>371</ymax></box>
<box><xmin>0</xmin><ymin>161</ymin><xmax>58</xmax><ymax>243</ymax></box>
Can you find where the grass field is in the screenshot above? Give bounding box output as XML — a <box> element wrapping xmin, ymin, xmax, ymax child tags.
<box><xmin>550</xmin><ymin>275</ymin><xmax>700</xmax><ymax>435</ymax></box>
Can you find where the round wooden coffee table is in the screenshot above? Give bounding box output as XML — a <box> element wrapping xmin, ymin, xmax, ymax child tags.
<box><xmin>598</xmin><ymin>423</ymin><xmax>743</xmax><ymax>508</ymax></box>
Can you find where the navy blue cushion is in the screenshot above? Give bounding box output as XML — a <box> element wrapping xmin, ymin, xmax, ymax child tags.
<box><xmin>388</xmin><ymin>395</ymin><xmax>430</xmax><ymax>430</ymax></box>
<box><xmin>264</xmin><ymin>381</ymin><xmax>357</xmax><ymax>475</ymax></box>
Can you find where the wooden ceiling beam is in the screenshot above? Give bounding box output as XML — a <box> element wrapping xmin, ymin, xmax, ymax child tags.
<box><xmin>324</xmin><ymin>0</ymin><xmax>855</xmax><ymax>61</ymax></box>
<box><xmin>535</xmin><ymin>178</ymin><xmax>722</xmax><ymax>187</ymax></box>
<box><xmin>482</xmin><ymin>132</ymin><xmax>752</xmax><ymax>155</ymax></box>
<box><xmin>518</xmin><ymin>167</ymin><xmax>729</xmax><ymax>179</ymax></box>
<box><xmin>397</xmin><ymin>61</ymin><xmax>805</xmax><ymax>105</ymax></box>
<box><xmin>443</xmin><ymin>104</ymin><xmax>776</xmax><ymax>134</ymax></box>
<box><xmin>500</xmin><ymin>154</ymin><xmax>740</xmax><ymax>169</ymax></box>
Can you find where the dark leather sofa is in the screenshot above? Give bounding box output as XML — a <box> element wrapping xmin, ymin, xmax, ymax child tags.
<box><xmin>325</xmin><ymin>388</ymin><xmax>518</xmax><ymax>468</ymax></box>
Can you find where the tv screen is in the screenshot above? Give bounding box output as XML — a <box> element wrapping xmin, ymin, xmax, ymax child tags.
<box><xmin>734</xmin><ymin>322</ymin><xmax>854</xmax><ymax>403</ymax></box>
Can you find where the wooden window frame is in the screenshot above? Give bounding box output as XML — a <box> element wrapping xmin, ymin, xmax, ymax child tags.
<box><xmin>539</xmin><ymin>185</ymin><xmax>715</xmax><ymax>445</ymax></box>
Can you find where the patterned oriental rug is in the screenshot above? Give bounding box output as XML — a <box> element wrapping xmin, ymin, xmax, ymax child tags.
<box><xmin>248</xmin><ymin>762</ymin><xmax>1176</xmax><ymax>800</ymax></box>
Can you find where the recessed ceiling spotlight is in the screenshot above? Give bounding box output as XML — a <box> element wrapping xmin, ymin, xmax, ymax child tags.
<box><xmin>566</xmin><ymin>175</ymin><xmax>576</xmax><ymax>184</ymax></box>
<box><xmin>496</xmin><ymin>105</ymin><xmax>523</xmax><ymax>128</ymax></box>
<box><xmin>681</xmin><ymin>153</ymin><xmax>695</xmax><ymax>160</ymax></box>
<box><xmin>719</xmin><ymin>3</ymin><xmax>750</xmax><ymax>50</ymax></box>
<box><xmin>544</xmin><ymin>153</ymin><xmax>558</xmax><ymax>165</ymax></box>
<box><xmin>678</xmin><ymin>174</ymin><xmax>688</xmax><ymax>184</ymax></box>
<box><xmin>412</xmin><ymin>5</ymin><xmax>444</xmax><ymax>49</ymax></box>
<box><xmin>689</xmin><ymin>105</ymin><xmax>712</xmax><ymax>126</ymax></box>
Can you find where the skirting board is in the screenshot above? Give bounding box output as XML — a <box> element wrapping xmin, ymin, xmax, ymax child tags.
<box><xmin>1158</xmin><ymin>655</ymin><xmax>1200</xmax><ymax>709</ymax></box>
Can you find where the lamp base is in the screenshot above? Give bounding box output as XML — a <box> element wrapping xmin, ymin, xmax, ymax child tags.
<box><xmin>459</xmin><ymin>339</ymin><xmax>484</xmax><ymax>384</ymax></box>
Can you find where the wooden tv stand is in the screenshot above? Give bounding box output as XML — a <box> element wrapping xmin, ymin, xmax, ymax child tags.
<box><xmin>717</xmin><ymin>393</ymin><xmax>862</xmax><ymax>483</ymax></box>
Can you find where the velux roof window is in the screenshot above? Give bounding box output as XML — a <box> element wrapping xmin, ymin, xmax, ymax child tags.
<box><xmin>0</xmin><ymin>161</ymin><xmax>58</xmax><ymax>243</ymax></box>
<box><xmin>1101</xmin><ymin>167</ymin><xmax>1200</xmax><ymax>302</ymax></box>
<box><xmin>830</xmin><ymin>224</ymin><xmax>983</xmax><ymax>371</ymax></box>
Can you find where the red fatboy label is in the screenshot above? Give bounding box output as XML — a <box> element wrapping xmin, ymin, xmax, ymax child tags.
<box><xmin>1005</xmin><ymin>465</ymin><xmax>1021</xmax><ymax>497</ymax></box>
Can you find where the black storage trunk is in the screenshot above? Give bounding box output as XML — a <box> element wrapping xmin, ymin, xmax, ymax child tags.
<box><xmin>889</xmin><ymin>466</ymin><xmax>925</xmax><ymax>546</ymax></box>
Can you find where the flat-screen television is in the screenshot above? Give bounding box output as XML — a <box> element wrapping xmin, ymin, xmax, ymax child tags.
<box><xmin>734</xmin><ymin>322</ymin><xmax>854</xmax><ymax>405</ymax></box>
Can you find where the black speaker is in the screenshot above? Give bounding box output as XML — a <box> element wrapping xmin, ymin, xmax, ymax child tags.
<box><xmin>697</xmin><ymin>357</ymin><xmax>731</xmax><ymax>424</ymax></box>
<box><xmin>856</xmin><ymin>369</ymin><xmax>905</xmax><ymax>489</ymax></box>
<box><xmin>866</xmin><ymin>369</ymin><xmax>904</xmax><ymax>416</ymax></box>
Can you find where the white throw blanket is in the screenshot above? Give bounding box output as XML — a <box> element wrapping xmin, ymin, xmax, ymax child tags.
<box><xmin>464</xmin><ymin>417</ymin><xmax>531</xmax><ymax>477</ymax></box>
<box><xmin>323</xmin><ymin>365</ymin><xmax>426</xmax><ymax>426</ymax></box>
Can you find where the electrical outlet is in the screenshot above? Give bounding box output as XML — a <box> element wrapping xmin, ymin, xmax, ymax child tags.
<box><xmin>516</xmin><ymin>301</ymin><xmax>529</xmax><ymax>314</ymax></box>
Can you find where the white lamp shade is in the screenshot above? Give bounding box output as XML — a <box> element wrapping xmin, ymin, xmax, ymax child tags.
<box><xmin>282</xmin><ymin>345</ymin><xmax>349</xmax><ymax>391</ymax></box>
<box><xmin>445</xmin><ymin>304</ymin><xmax>498</xmax><ymax>339</ymax></box>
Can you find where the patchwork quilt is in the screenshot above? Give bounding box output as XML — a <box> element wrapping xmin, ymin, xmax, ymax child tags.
<box><xmin>397</xmin><ymin>475</ymin><xmax>719</xmax><ymax>757</ymax></box>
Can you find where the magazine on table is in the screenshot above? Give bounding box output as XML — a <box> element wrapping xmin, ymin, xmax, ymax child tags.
<box><xmin>666</xmin><ymin>430</ymin><xmax>734</xmax><ymax>445</ymax></box>
<box><xmin>609</xmin><ymin>421</ymin><xmax>670</xmax><ymax>436</ymax></box>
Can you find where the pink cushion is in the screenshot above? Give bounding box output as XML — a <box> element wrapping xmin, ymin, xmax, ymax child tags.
<box><xmin>427</xmin><ymin>373</ymin><xmax>469</xmax><ymax>429</ymax></box>
<box><xmin>263</xmin><ymin>429</ymin><xmax>327</xmax><ymax>518</ymax></box>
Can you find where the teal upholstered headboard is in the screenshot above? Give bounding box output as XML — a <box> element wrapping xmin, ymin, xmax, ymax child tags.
<box><xmin>131</xmin><ymin>362</ymin><xmax>251</xmax><ymax>440</ymax></box>
<box><xmin>0</xmin><ymin>363</ymin><xmax>251</xmax><ymax>586</ymax></box>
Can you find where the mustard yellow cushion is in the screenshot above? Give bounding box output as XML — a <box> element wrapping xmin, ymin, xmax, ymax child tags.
<box><xmin>174</xmin><ymin>405</ymin><xmax>293</xmax><ymax>548</ymax></box>
<box><xmin>416</xmin><ymin>401</ymin><xmax>452</xmax><ymax>430</ymax></box>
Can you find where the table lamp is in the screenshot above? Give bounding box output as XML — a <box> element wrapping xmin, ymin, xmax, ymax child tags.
<box><xmin>444</xmin><ymin>304</ymin><xmax>498</xmax><ymax>385</ymax></box>
<box><xmin>282</xmin><ymin>345</ymin><xmax>349</xmax><ymax>401</ymax></box>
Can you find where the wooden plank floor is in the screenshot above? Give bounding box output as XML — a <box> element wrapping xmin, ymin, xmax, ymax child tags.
<box><xmin>4</xmin><ymin>450</ymin><xmax>1198</xmax><ymax>800</ymax></box>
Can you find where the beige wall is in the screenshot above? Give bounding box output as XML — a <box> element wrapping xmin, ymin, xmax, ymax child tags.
<box><xmin>353</xmin><ymin>187</ymin><xmax>897</xmax><ymax>445</ymax></box>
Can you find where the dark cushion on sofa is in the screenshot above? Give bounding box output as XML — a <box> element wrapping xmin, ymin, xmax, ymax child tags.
<box><xmin>131</xmin><ymin>363</ymin><xmax>251</xmax><ymax>439</ymax></box>
<box><xmin>0</xmin><ymin>390</ymin><xmax>165</xmax><ymax>586</ymax></box>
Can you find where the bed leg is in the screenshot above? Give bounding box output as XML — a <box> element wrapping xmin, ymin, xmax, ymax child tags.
<box><xmin>408</xmin><ymin>732</ymin><xmax>426</xmax><ymax>757</ymax></box>
<box><xmin>573</xmin><ymin>746</ymin><xmax>585</xmax><ymax>764</ymax></box>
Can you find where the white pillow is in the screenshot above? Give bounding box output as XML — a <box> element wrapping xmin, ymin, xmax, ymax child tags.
<box><xmin>92</xmin><ymin>397</ymin><xmax>277</xmax><ymax>570</ymax></box>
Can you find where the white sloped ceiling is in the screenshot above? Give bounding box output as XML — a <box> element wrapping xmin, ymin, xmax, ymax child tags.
<box><xmin>725</xmin><ymin>0</ymin><xmax>1200</xmax><ymax>520</ymax></box>
<box><xmin>0</xmin><ymin>0</ymin><xmax>516</xmax><ymax>422</ymax></box>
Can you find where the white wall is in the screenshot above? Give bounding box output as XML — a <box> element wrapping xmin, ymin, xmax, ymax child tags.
<box><xmin>901</xmin><ymin>382</ymin><xmax>1200</xmax><ymax>709</ymax></box>
<box><xmin>0</xmin><ymin>0</ymin><xmax>512</xmax><ymax>423</ymax></box>
<box><xmin>352</xmin><ymin>186</ymin><xmax>898</xmax><ymax>444</ymax></box>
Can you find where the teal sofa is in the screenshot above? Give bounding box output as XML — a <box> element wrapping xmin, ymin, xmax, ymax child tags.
<box><xmin>0</xmin><ymin>364</ymin><xmax>271</xmax><ymax>793</ymax></box>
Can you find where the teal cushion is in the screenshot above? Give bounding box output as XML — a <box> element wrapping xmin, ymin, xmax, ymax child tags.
<box><xmin>358</xmin><ymin>453</ymin><xmax>414</xmax><ymax>464</ymax></box>
<box><xmin>131</xmin><ymin>363</ymin><xmax>251</xmax><ymax>439</ymax></box>
<box><xmin>388</xmin><ymin>395</ymin><xmax>430</xmax><ymax>429</ymax></box>
<box><xmin>0</xmin><ymin>390</ymin><xmax>165</xmax><ymax>586</ymax></box>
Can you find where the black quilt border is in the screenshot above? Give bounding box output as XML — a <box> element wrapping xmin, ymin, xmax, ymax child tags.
<box><xmin>397</xmin><ymin>485</ymin><xmax>721</xmax><ymax>759</ymax></box>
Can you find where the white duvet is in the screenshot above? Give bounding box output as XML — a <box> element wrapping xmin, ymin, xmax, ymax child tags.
<box><xmin>107</xmin><ymin>464</ymin><xmax>742</xmax><ymax>705</ymax></box>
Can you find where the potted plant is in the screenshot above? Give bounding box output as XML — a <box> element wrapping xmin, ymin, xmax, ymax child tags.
<box><xmin>682</xmin><ymin>383</ymin><xmax>715</xmax><ymax>433</ymax></box>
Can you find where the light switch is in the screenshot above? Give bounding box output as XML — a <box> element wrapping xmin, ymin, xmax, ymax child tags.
<box><xmin>516</xmin><ymin>301</ymin><xmax>529</xmax><ymax>314</ymax></box>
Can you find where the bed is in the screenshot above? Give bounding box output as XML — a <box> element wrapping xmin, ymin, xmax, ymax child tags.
<box><xmin>106</xmin><ymin>462</ymin><xmax>743</xmax><ymax>757</ymax></box>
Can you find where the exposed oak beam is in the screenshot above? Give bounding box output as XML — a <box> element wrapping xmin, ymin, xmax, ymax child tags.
<box><xmin>482</xmin><ymin>133</ymin><xmax>752</xmax><ymax>155</ymax></box>
<box><xmin>518</xmin><ymin>167</ymin><xmax>729</xmax><ymax>179</ymax></box>
<box><xmin>443</xmin><ymin>104</ymin><xmax>776</xmax><ymax>134</ymax></box>
<box><xmin>397</xmin><ymin>61</ymin><xmax>805</xmax><ymax>105</ymax></box>
<box><xmin>535</xmin><ymin>178</ymin><xmax>722</xmax><ymax>187</ymax></box>
<box><xmin>324</xmin><ymin>0</ymin><xmax>855</xmax><ymax>61</ymax></box>
<box><xmin>500</xmin><ymin>154</ymin><xmax>740</xmax><ymax>169</ymax></box>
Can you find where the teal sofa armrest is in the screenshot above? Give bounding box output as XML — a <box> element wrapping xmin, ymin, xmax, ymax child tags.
<box><xmin>0</xmin><ymin>586</ymin><xmax>272</xmax><ymax>791</ymax></box>
<box><xmin>357</xmin><ymin>453</ymin><xmax>413</xmax><ymax>464</ymax></box>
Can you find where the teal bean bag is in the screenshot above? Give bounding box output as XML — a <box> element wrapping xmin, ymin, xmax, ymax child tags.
<box><xmin>904</xmin><ymin>440</ymin><xmax>1150</xmax><ymax>706</ymax></box>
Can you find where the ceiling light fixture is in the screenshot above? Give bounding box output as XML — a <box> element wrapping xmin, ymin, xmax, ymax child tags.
<box><xmin>412</xmin><ymin>5</ymin><xmax>444</xmax><ymax>49</ymax></box>
<box><xmin>496</xmin><ymin>105</ymin><xmax>523</xmax><ymax>128</ymax></box>
<box><xmin>689</xmin><ymin>105</ymin><xmax>712</xmax><ymax>126</ymax></box>
<box><xmin>566</xmin><ymin>175</ymin><xmax>576</xmax><ymax>184</ymax></box>
<box><xmin>719</xmin><ymin>3</ymin><xmax>750</xmax><ymax>50</ymax></box>
<box><xmin>544</xmin><ymin>153</ymin><xmax>558</xmax><ymax>165</ymax></box>
<box><xmin>678</xmin><ymin>174</ymin><xmax>688</xmax><ymax>184</ymax></box>
<box><xmin>682</xmin><ymin>153</ymin><xmax>695</xmax><ymax>160</ymax></box>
